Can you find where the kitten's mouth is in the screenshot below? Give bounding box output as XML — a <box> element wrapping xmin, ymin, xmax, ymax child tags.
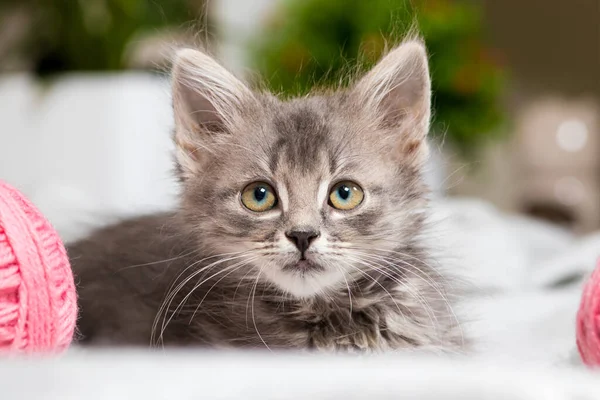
<box><xmin>282</xmin><ymin>259</ymin><xmax>324</xmax><ymax>272</ymax></box>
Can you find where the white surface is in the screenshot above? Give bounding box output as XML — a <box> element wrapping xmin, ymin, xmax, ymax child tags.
<box><xmin>2</xmin><ymin>351</ymin><xmax>600</xmax><ymax>400</ymax></box>
<box><xmin>1</xmin><ymin>73</ymin><xmax>600</xmax><ymax>397</ymax></box>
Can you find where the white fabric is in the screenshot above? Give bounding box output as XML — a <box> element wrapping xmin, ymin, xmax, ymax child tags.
<box><xmin>3</xmin><ymin>351</ymin><xmax>600</xmax><ymax>400</ymax></box>
<box><xmin>1</xmin><ymin>73</ymin><xmax>600</xmax><ymax>397</ymax></box>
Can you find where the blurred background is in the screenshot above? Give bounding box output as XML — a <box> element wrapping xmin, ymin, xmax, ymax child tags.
<box><xmin>1</xmin><ymin>0</ymin><xmax>598</xmax><ymax>235</ymax></box>
<box><xmin>0</xmin><ymin>0</ymin><xmax>599</xmax><ymax>364</ymax></box>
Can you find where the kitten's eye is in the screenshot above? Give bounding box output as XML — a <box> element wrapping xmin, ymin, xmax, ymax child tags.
<box><xmin>329</xmin><ymin>181</ymin><xmax>364</xmax><ymax>210</ymax></box>
<box><xmin>241</xmin><ymin>182</ymin><xmax>277</xmax><ymax>212</ymax></box>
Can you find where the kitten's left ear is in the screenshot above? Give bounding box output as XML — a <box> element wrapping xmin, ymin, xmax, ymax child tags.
<box><xmin>353</xmin><ymin>39</ymin><xmax>431</xmax><ymax>164</ymax></box>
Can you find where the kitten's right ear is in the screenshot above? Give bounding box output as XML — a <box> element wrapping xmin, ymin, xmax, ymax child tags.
<box><xmin>172</xmin><ymin>49</ymin><xmax>255</xmax><ymax>177</ymax></box>
<box><xmin>352</xmin><ymin>39</ymin><xmax>431</xmax><ymax>165</ymax></box>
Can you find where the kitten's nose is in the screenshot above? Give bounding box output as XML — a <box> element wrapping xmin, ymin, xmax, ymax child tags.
<box><xmin>285</xmin><ymin>229</ymin><xmax>320</xmax><ymax>256</ymax></box>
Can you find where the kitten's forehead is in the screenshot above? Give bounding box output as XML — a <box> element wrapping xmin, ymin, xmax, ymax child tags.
<box><xmin>225</xmin><ymin>94</ymin><xmax>387</xmax><ymax>189</ymax></box>
<box><xmin>268</xmin><ymin>98</ymin><xmax>334</xmax><ymax>175</ymax></box>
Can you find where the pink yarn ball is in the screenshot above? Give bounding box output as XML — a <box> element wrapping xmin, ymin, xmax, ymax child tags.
<box><xmin>0</xmin><ymin>180</ymin><xmax>77</xmax><ymax>353</ymax></box>
<box><xmin>577</xmin><ymin>259</ymin><xmax>600</xmax><ymax>366</ymax></box>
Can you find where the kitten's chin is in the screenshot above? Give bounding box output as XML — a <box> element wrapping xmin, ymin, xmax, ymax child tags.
<box><xmin>262</xmin><ymin>267</ymin><xmax>346</xmax><ymax>299</ymax></box>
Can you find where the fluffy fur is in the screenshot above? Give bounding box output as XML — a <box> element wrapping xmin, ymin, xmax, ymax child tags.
<box><xmin>69</xmin><ymin>38</ymin><xmax>465</xmax><ymax>352</ymax></box>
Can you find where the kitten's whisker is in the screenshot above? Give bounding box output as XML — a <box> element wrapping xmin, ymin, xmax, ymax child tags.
<box><xmin>153</xmin><ymin>258</ymin><xmax>215</xmax><ymax>346</ymax></box>
<box><xmin>160</xmin><ymin>263</ymin><xmax>242</xmax><ymax>342</ymax></box>
<box><xmin>363</xmin><ymin>250</ymin><xmax>462</xmax><ymax>335</ymax></box>
<box><xmin>346</xmin><ymin>247</ymin><xmax>462</xmax><ymax>335</ymax></box>
<box><xmin>119</xmin><ymin>248</ymin><xmax>202</xmax><ymax>271</ymax></box>
<box><xmin>353</xmin><ymin>254</ymin><xmax>438</xmax><ymax>324</ymax></box>
<box><xmin>250</xmin><ymin>267</ymin><xmax>271</xmax><ymax>351</ymax></box>
<box><xmin>151</xmin><ymin>251</ymin><xmax>255</xmax><ymax>346</ymax></box>
<box><xmin>349</xmin><ymin>249</ymin><xmax>445</xmax><ymax>295</ymax></box>
<box><xmin>232</xmin><ymin>267</ymin><xmax>258</xmax><ymax>304</ymax></box>
<box><xmin>439</xmin><ymin>163</ymin><xmax>470</xmax><ymax>191</ymax></box>
<box><xmin>342</xmin><ymin>256</ymin><xmax>416</xmax><ymax>321</ymax></box>
<box><xmin>337</xmin><ymin>259</ymin><xmax>409</xmax><ymax>325</ymax></box>
<box><xmin>342</xmin><ymin>244</ymin><xmax>451</xmax><ymax>290</ymax></box>
<box><xmin>344</xmin><ymin>254</ymin><xmax>438</xmax><ymax>330</ymax></box>
<box><xmin>163</xmin><ymin>255</ymin><xmax>256</xmax><ymax>337</ymax></box>
<box><xmin>160</xmin><ymin>252</ymin><xmax>249</xmax><ymax>314</ymax></box>
<box><xmin>189</xmin><ymin>257</ymin><xmax>259</xmax><ymax>322</ymax></box>
<box><xmin>352</xmin><ymin>250</ymin><xmax>461</xmax><ymax>338</ymax></box>
<box><xmin>331</xmin><ymin>261</ymin><xmax>353</xmax><ymax>313</ymax></box>
<box><xmin>320</xmin><ymin>281</ymin><xmax>337</xmax><ymax>306</ymax></box>
<box><xmin>168</xmin><ymin>248</ymin><xmax>272</xmax><ymax>298</ymax></box>
<box><xmin>369</xmin><ymin>246</ymin><xmax>446</xmax><ymax>279</ymax></box>
<box><xmin>163</xmin><ymin>250</ymin><xmax>252</xmax><ymax>305</ymax></box>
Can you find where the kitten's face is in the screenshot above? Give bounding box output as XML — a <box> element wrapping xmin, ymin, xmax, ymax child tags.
<box><xmin>173</xmin><ymin>41</ymin><xmax>431</xmax><ymax>298</ymax></box>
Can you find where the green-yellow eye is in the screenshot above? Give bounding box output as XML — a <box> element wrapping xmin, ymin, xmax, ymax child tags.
<box><xmin>241</xmin><ymin>182</ymin><xmax>277</xmax><ymax>212</ymax></box>
<box><xmin>329</xmin><ymin>181</ymin><xmax>364</xmax><ymax>210</ymax></box>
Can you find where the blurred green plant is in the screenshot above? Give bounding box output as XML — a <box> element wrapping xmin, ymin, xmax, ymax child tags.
<box><xmin>250</xmin><ymin>0</ymin><xmax>507</xmax><ymax>156</ymax></box>
<box><xmin>0</xmin><ymin>0</ymin><xmax>205</xmax><ymax>76</ymax></box>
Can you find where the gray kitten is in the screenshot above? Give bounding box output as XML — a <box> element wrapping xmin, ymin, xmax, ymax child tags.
<box><xmin>69</xmin><ymin>38</ymin><xmax>465</xmax><ymax>352</ymax></box>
